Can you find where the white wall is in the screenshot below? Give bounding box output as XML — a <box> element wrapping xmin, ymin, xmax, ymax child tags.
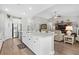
<box><xmin>51</xmin><ymin>16</ymin><xmax>79</xmax><ymax>33</ymax></box>
<box><xmin>0</xmin><ymin>12</ymin><xmax>5</xmax><ymax>33</ymax></box>
<box><xmin>22</xmin><ymin>17</ymin><xmax>28</xmax><ymax>32</ymax></box>
<box><xmin>32</xmin><ymin>16</ymin><xmax>54</xmax><ymax>32</ymax></box>
<box><xmin>4</xmin><ymin>17</ymin><xmax>12</xmax><ymax>40</ymax></box>
<box><xmin>32</xmin><ymin>16</ymin><xmax>79</xmax><ymax>33</ymax></box>
<box><xmin>0</xmin><ymin>11</ymin><xmax>12</xmax><ymax>41</ymax></box>
<box><xmin>0</xmin><ymin>12</ymin><xmax>5</xmax><ymax>40</ymax></box>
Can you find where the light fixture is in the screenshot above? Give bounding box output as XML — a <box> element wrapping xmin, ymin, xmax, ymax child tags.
<box><xmin>29</xmin><ymin>7</ymin><xmax>32</xmax><ymax>10</ymax></box>
<box><xmin>53</xmin><ymin>11</ymin><xmax>61</xmax><ymax>19</ymax></box>
<box><xmin>4</xmin><ymin>8</ymin><xmax>8</xmax><ymax>11</ymax></box>
<box><xmin>65</xmin><ymin>25</ymin><xmax>73</xmax><ymax>36</ymax></box>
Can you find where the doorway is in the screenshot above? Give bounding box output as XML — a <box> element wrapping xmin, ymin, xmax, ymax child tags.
<box><xmin>12</xmin><ymin>19</ymin><xmax>22</xmax><ymax>39</ymax></box>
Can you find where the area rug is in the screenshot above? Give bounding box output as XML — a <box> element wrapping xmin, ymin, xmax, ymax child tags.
<box><xmin>17</xmin><ymin>44</ymin><xmax>26</xmax><ymax>49</ymax></box>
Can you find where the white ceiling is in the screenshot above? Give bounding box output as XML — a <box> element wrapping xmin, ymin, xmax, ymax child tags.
<box><xmin>0</xmin><ymin>4</ymin><xmax>54</xmax><ymax>18</ymax></box>
<box><xmin>0</xmin><ymin>4</ymin><xmax>79</xmax><ymax>19</ymax></box>
<box><xmin>36</xmin><ymin>4</ymin><xmax>79</xmax><ymax>19</ymax></box>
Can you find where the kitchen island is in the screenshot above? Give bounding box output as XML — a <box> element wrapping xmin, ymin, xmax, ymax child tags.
<box><xmin>22</xmin><ymin>32</ymin><xmax>54</xmax><ymax>55</ymax></box>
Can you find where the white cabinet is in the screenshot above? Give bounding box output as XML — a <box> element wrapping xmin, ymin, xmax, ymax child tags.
<box><xmin>32</xmin><ymin>36</ymin><xmax>40</xmax><ymax>54</ymax></box>
<box><xmin>22</xmin><ymin>32</ymin><xmax>54</xmax><ymax>55</ymax></box>
<box><xmin>39</xmin><ymin>36</ymin><xmax>54</xmax><ymax>55</ymax></box>
<box><xmin>22</xmin><ymin>33</ymin><xmax>28</xmax><ymax>46</ymax></box>
<box><xmin>28</xmin><ymin>36</ymin><xmax>33</xmax><ymax>49</ymax></box>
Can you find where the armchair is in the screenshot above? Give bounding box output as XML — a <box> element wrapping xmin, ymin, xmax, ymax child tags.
<box><xmin>76</xmin><ymin>36</ymin><xmax>79</xmax><ymax>42</ymax></box>
<box><xmin>54</xmin><ymin>30</ymin><xmax>64</xmax><ymax>41</ymax></box>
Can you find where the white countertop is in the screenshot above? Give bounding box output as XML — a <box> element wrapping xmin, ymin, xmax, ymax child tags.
<box><xmin>28</xmin><ymin>32</ymin><xmax>54</xmax><ymax>37</ymax></box>
<box><xmin>22</xmin><ymin>32</ymin><xmax>54</xmax><ymax>37</ymax></box>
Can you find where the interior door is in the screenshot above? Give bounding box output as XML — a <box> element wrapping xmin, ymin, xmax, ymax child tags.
<box><xmin>12</xmin><ymin>23</ymin><xmax>18</xmax><ymax>38</ymax></box>
<box><xmin>18</xmin><ymin>24</ymin><xmax>22</xmax><ymax>39</ymax></box>
<box><xmin>12</xmin><ymin>23</ymin><xmax>22</xmax><ymax>39</ymax></box>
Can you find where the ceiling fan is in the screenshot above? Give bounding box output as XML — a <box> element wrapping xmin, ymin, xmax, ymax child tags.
<box><xmin>49</xmin><ymin>11</ymin><xmax>62</xmax><ymax>19</ymax></box>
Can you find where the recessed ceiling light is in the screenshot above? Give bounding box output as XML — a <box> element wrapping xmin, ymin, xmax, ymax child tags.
<box><xmin>4</xmin><ymin>8</ymin><xmax>8</xmax><ymax>11</ymax></box>
<box><xmin>29</xmin><ymin>7</ymin><xmax>32</xmax><ymax>10</ymax></box>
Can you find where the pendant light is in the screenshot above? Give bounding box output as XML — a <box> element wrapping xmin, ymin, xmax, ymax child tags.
<box><xmin>53</xmin><ymin>11</ymin><xmax>61</xmax><ymax>19</ymax></box>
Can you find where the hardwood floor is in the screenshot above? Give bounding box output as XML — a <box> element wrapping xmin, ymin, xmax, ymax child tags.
<box><xmin>0</xmin><ymin>38</ymin><xmax>34</xmax><ymax>55</ymax></box>
<box><xmin>55</xmin><ymin>41</ymin><xmax>79</xmax><ymax>55</ymax></box>
<box><xmin>1</xmin><ymin>38</ymin><xmax>79</xmax><ymax>55</ymax></box>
